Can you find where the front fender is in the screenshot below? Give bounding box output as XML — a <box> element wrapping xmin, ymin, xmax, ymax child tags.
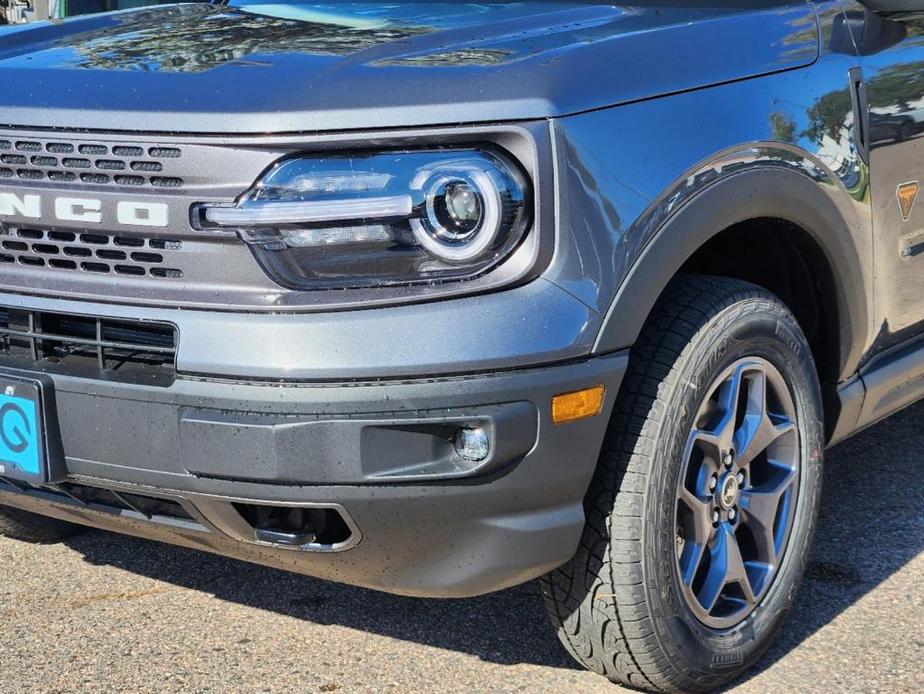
<box><xmin>592</xmin><ymin>150</ymin><xmax>872</xmax><ymax>381</ymax></box>
<box><xmin>542</xmin><ymin>37</ymin><xmax>875</xmax><ymax>383</ymax></box>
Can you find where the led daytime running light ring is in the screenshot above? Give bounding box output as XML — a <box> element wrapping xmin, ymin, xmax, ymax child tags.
<box><xmin>411</xmin><ymin>166</ymin><xmax>503</xmax><ymax>263</ymax></box>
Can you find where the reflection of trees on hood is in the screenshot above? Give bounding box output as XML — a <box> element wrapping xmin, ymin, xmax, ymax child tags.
<box><xmin>377</xmin><ymin>48</ymin><xmax>511</xmax><ymax>67</ymax></box>
<box><xmin>779</xmin><ymin>11</ymin><xmax>817</xmax><ymax>62</ymax></box>
<box><xmin>61</xmin><ymin>5</ymin><xmax>432</xmax><ymax>72</ymax></box>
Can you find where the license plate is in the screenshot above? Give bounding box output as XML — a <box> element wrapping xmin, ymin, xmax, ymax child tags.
<box><xmin>0</xmin><ymin>373</ymin><xmax>60</xmax><ymax>484</ymax></box>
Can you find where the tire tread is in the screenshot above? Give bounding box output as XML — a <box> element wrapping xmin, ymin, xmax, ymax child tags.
<box><xmin>0</xmin><ymin>505</ymin><xmax>84</xmax><ymax>543</ymax></box>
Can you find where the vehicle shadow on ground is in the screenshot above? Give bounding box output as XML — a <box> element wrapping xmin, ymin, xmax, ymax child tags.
<box><xmin>64</xmin><ymin>401</ymin><xmax>924</xmax><ymax>678</ymax></box>
<box><xmin>728</xmin><ymin>400</ymin><xmax>924</xmax><ymax>688</ymax></box>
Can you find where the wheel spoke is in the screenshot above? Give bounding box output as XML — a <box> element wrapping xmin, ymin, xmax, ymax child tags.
<box><xmin>677</xmin><ymin>479</ymin><xmax>716</xmax><ymax>587</ymax></box>
<box><xmin>739</xmin><ymin>462</ymin><xmax>797</xmax><ymax>563</ymax></box>
<box><xmin>687</xmin><ymin>428</ymin><xmax>724</xmax><ymax>485</ymax></box>
<box><xmin>733</xmin><ymin>368</ymin><xmax>795</xmax><ymax>469</ymax></box>
<box><xmin>679</xmin><ymin>486</ymin><xmax>714</xmax><ymax>543</ymax></box>
<box><xmin>697</xmin><ymin>526</ymin><xmax>730</xmax><ymax>613</ymax></box>
<box><xmin>679</xmin><ymin>536</ymin><xmax>708</xmax><ymax>587</ymax></box>
<box><xmin>736</xmin><ymin>413</ymin><xmax>794</xmax><ymax>470</ymax></box>
<box><xmin>709</xmin><ymin>365</ymin><xmax>746</xmax><ymax>451</ymax></box>
<box><xmin>722</xmin><ymin>524</ymin><xmax>757</xmax><ymax>605</ymax></box>
<box><xmin>696</xmin><ymin>523</ymin><xmax>756</xmax><ymax>613</ymax></box>
<box><xmin>687</xmin><ymin>365</ymin><xmax>746</xmax><ymax>477</ymax></box>
<box><xmin>736</xmin><ymin>368</ymin><xmax>769</xmax><ymax>458</ymax></box>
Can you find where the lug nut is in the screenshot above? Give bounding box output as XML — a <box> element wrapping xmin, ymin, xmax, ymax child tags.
<box><xmin>736</xmin><ymin>472</ymin><xmax>745</xmax><ymax>485</ymax></box>
<box><xmin>728</xmin><ymin>508</ymin><xmax>737</xmax><ymax>521</ymax></box>
<box><xmin>709</xmin><ymin>476</ymin><xmax>717</xmax><ymax>491</ymax></box>
<box><xmin>723</xmin><ymin>452</ymin><xmax>733</xmax><ymax>467</ymax></box>
<box><xmin>712</xmin><ymin>510</ymin><xmax>720</xmax><ymax>523</ymax></box>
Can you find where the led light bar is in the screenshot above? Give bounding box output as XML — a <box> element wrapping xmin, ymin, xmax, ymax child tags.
<box><xmin>204</xmin><ymin>195</ymin><xmax>413</xmax><ymax>226</ymax></box>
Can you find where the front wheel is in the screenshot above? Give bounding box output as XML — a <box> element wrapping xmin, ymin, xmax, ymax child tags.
<box><xmin>541</xmin><ymin>275</ymin><xmax>824</xmax><ymax>692</ymax></box>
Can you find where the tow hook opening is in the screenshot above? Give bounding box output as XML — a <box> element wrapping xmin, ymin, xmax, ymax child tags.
<box><xmin>232</xmin><ymin>503</ymin><xmax>353</xmax><ymax>549</ymax></box>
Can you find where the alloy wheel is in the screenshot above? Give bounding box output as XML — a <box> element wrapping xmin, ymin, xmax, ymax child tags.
<box><xmin>674</xmin><ymin>357</ymin><xmax>800</xmax><ymax>629</ymax></box>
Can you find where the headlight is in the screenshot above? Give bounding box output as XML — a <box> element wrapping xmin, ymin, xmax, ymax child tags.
<box><xmin>194</xmin><ymin>148</ymin><xmax>531</xmax><ymax>290</ymax></box>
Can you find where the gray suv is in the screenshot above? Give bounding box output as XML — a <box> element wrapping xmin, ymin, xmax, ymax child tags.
<box><xmin>1</xmin><ymin>1</ymin><xmax>922</xmax><ymax>690</ymax></box>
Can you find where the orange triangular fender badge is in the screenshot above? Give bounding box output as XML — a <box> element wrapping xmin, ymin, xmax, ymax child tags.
<box><xmin>898</xmin><ymin>181</ymin><xmax>919</xmax><ymax>222</ymax></box>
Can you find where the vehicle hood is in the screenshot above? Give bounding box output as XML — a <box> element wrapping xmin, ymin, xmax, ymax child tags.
<box><xmin>0</xmin><ymin>2</ymin><xmax>819</xmax><ymax>134</ymax></box>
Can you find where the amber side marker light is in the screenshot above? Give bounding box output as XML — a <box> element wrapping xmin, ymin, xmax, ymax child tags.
<box><xmin>552</xmin><ymin>385</ymin><xmax>606</xmax><ymax>424</ymax></box>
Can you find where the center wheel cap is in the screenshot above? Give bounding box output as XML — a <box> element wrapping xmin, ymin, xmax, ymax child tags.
<box><xmin>717</xmin><ymin>474</ymin><xmax>740</xmax><ymax>510</ymax></box>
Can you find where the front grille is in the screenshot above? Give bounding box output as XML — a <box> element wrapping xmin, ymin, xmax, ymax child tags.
<box><xmin>0</xmin><ymin>227</ymin><xmax>184</xmax><ymax>279</ymax></box>
<box><xmin>0</xmin><ymin>307</ymin><xmax>177</xmax><ymax>386</ymax></box>
<box><xmin>0</xmin><ymin>138</ymin><xmax>183</xmax><ymax>189</ymax></box>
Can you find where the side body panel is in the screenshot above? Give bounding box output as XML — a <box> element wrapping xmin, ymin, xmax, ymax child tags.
<box><xmin>836</xmin><ymin>3</ymin><xmax>924</xmax><ymax>432</ymax></box>
<box><xmin>853</xmin><ymin>5</ymin><xmax>924</xmax><ymax>347</ymax></box>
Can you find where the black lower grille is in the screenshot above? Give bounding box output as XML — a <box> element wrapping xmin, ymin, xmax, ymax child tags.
<box><xmin>51</xmin><ymin>482</ymin><xmax>193</xmax><ymax>520</ymax></box>
<box><xmin>0</xmin><ymin>478</ymin><xmax>200</xmax><ymax>526</ymax></box>
<box><xmin>0</xmin><ymin>307</ymin><xmax>177</xmax><ymax>385</ymax></box>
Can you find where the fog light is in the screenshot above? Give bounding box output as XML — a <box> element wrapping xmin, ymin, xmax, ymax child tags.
<box><xmin>552</xmin><ymin>385</ymin><xmax>606</xmax><ymax>424</ymax></box>
<box><xmin>455</xmin><ymin>427</ymin><xmax>490</xmax><ymax>462</ymax></box>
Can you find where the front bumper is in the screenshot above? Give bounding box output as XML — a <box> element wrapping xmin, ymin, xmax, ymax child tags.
<box><xmin>0</xmin><ymin>351</ymin><xmax>627</xmax><ymax>597</ymax></box>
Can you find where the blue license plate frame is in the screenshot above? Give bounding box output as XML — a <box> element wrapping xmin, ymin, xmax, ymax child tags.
<box><xmin>0</xmin><ymin>372</ymin><xmax>65</xmax><ymax>485</ymax></box>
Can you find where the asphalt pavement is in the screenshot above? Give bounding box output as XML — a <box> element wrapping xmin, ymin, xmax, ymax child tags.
<box><xmin>0</xmin><ymin>401</ymin><xmax>921</xmax><ymax>693</ymax></box>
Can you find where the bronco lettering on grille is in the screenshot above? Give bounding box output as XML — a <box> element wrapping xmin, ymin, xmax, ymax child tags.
<box><xmin>0</xmin><ymin>193</ymin><xmax>168</xmax><ymax>228</ymax></box>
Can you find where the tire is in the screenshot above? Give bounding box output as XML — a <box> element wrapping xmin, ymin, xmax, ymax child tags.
<box><xmin>540</xmin><ymin>275</ymin><xmax>824</xmax><ymax>692</ymax></box>
<box><xmin>0</xmin><ymin>505</ymin><xmax>85</xmax><ymax>543</ymax></box>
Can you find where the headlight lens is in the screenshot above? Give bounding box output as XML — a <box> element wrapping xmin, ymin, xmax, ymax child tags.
<box><xmin>195</xmin><ymin>148</ymin><xmax>531</xmax><ymax>290</ymax></box>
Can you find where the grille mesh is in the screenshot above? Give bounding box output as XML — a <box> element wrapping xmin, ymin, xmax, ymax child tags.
<box><xmin>0</xmin><ymin>306</ymin><xmax>177</xmax><ymax>386</ymax></box>
<box><xmin>0</xmin><ymin>138</ymin><xmax>183</xmax><ymax>189</ymax></box>
<box><xmin>0</xmin><ymin>227</ymin><xmax>184</xmax><ymax>279</ymax></box>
